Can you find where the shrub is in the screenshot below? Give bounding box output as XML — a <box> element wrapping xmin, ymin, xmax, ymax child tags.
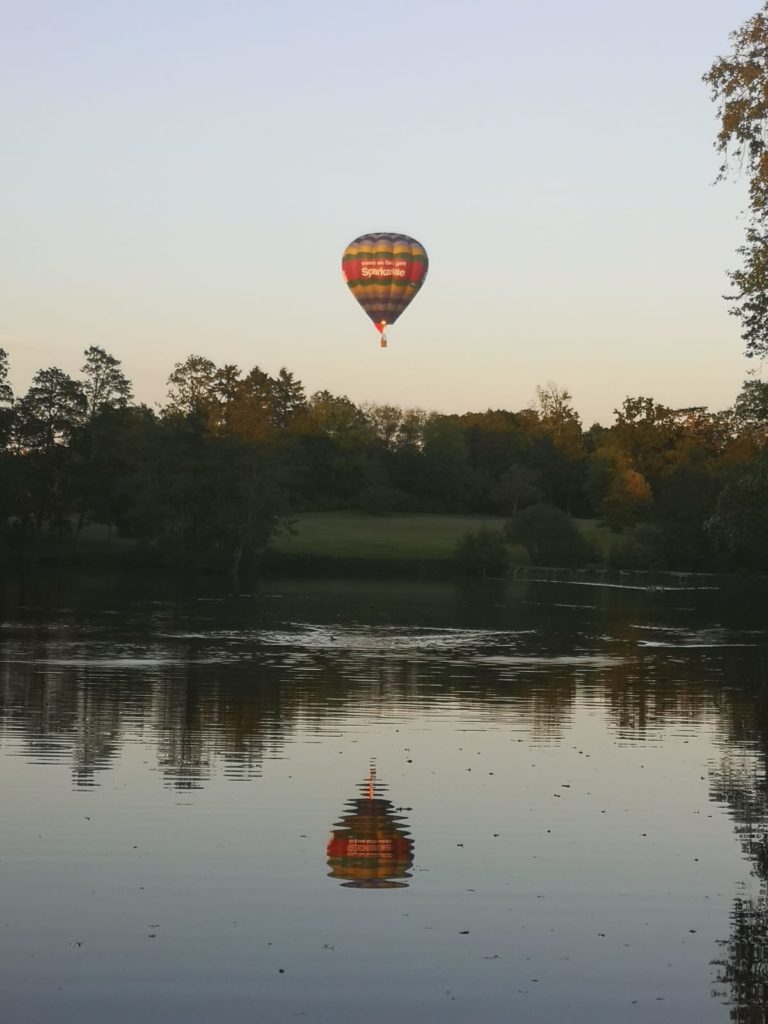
<box><xmin>455</xmin><ymin>527</ymin><xmax>510</xmax><ymax>577</ymax></box>
<box><xmin>606</xmin><ymin>524</ymin><xmax>665</xmax><ymax>570</ymax></box>
<box><xmin>505</xmin><ymin>503</ymin><xmax>592</xmax><ymax>566</ymax></box>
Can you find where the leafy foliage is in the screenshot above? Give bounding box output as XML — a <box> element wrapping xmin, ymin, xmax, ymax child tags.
<box><xmin>0</xmin><ymin>349</ymin><xmax>13</xmax><ymax>407</ymax></box>
<box><xmin>81</xmin><ymin>346</ymin><xmax>132</xmax><ymax>421</ymax></box>
<box><xmin>14</xmin><ymin>368</ymin><xmax>86</xmax><ymax>452</ymax></box>
<box><xmin>0</xmin><ymin>344</ymin><xmax>767</xmax><ymax>574</ymax></box>
<box><xmin>454</xmin><ymin>527</ymin><xmax>510</xmax><ymax>577</ymax></box>
<box><xmin>704</xmin><ymin>7</ymin><xmax>768</xmax><ymax>209</ymax></box>
<box><xmin>707</xmin><ymin>453</ymin><xmax>768</xmax><ymax>569</ymax></box>
<box><xmin>706</xmin><ymin>6</ymin><xmax>768</xmax><ymax>356</ymax></box>
<box><xmin>505</xmin><ymin>504</ymin><xmax>593</xmax><ymax>567</ymax></box>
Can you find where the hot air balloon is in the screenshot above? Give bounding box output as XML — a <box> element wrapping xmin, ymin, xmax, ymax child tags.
<box><xmin>341</xmin><ymin>232</ymin><xmax>428</xmax><ymax>348</ymax></box>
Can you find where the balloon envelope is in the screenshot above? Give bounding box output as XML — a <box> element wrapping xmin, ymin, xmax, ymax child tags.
<box><xmin>341</xmin><ymin>232</ymin><xmax>428</xmax><ymax>340</ymax></box>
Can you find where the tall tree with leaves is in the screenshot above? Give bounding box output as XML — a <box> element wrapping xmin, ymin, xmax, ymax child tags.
<box><xmin>530</xmin><ymin>384</ymin><xmax>588</xmax><ymax>514</ymax></box>
<box><xmin>0</xmin><ymin>348</ymin><xmax>12</xmax><ymax>408</ymax></box>
<box><xmin>225</xmin><ymin>366</ymin><xmax>277</xmax><ymax>442</ymax></box>
<box><xmin>12</xmin><ymin>368</ymin><xmax>86</xmax><ymax>532</ymax></box>
<box><xmin>0</xmin><ymin>348</ymin><xmax>14</xmax><ymax>449</ymax></box>
<box><xmin>15</xmin><ymin>368</ymin><xmax>86</xmax><ymax>452</ymax></box>
<box><xmin>705</xmin><ymin>4</ymin><xmax>768</xmax><ymax>357</ymax></box>
<box><xmin>271</xmin><ymin>368</ymin><xmax>306</xmax><ymax>431</ymax></box>
<box><xmin>612</xmin><ymin>396</ymin><xmax>682</xmax><ymax>481</ymax></box>
<box><xmin>211</xmin><ymin>364</ymin><xmax>242</xmax><ymax>431</ymax></box>
<box><xmin>0</xmin><ymin>349</ymin><xmax>16</xmax><ymax>532</ymax></box>
<box><xmin>534</xmin><ymin>383</ymin><xmax>583</xmax><ymax>458</ymax></box>
<box><xmin>166</xmin><ymin>355</ymin><xmax>218</xmax><ymax>419</ymax></box>
<box><xmin>733</xmin><ymin>378</ymin><xmax>768</xmax><ymax>443</ymax></box>
<box><xmin>707</xmin><ymin>452</ymin><xmax>768</xmax><ymax>569</ymax></box>
<box><xmin>81</xmin><ymin>346</ymin><xmax>133</xmax><ymax>422</ymax></box>
<box><xmin>73</xmin><ymin>348</ymin><xmax>134</xmax><ymax>538</ymax></box>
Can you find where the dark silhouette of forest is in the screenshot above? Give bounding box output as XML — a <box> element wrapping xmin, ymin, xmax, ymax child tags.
<box><xmin>0</xmin><ymin>345</ymin><xmax>766</xmax><ymax>574</ymax></box>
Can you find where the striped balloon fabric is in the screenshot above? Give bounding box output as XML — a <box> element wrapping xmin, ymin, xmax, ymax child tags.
<box><xmin>341</xmin><ymin>232</ymin><xmax>428</xmax><ymax>347</ymax></box>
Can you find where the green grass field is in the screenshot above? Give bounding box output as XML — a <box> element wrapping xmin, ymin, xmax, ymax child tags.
<box><xmin>272</xmin><ymin>512</ymin><xmax>513</xmax><ymax>561</ymax></box>
<box><xmin>271</xmin><ymin>511</ymin><xmax>615</xmax><ymax>565</ymax></box>
<box><xmin>58</xmin><ymin>511</ymin><xmax>615</xmax><ymax>570</ymax></box>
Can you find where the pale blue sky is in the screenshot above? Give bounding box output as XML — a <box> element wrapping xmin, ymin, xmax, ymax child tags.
<box><xmin>0</xmin><ymin>0</ymin><xmax>759</xmax><ymax>424</ymax></box>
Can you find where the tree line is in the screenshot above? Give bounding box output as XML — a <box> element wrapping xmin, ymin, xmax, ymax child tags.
<box><xmin>0</xmin><ymin>346</ymin><xmax>766</xmax><ymax>573</ymax></box>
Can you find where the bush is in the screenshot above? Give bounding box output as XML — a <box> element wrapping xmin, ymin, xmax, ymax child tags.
<box><xmin>455</xmin><ymin>527</ymin><xmax>510</xmax><ymax>577</ymax></box>
<box><xmin>505</xmin><ymin>503</ymin><xmax>593</xmax><ymax>566</ymax></box>
<box><xmin>606</xmin><ymin>524</ymin><xmax>665</xmax><ymax>569</ymax></box>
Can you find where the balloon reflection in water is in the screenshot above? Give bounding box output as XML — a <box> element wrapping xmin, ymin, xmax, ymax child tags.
<box><xmin>326</xmin><ymin>763</ymin><xmax>414</xmax><ymax>889</ymax></box>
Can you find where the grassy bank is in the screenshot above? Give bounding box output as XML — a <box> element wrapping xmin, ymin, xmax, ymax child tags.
<box><xmin>2</xmin><ymin>512</ymin><xmax>617</xmax><ymax>575</ymax></box>
<box><xmin>270</xmin><ymin>511</ymin><xmax>614</xmax><ymax>567</ymax></box>
<box><xmin>271</xmin><ymin>512</ymin><xmax>516</xmax><ymax>562</ymax></box>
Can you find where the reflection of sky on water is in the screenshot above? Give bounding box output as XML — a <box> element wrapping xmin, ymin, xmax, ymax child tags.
<box><xmin>1</xmin><ymin>574</ymin><xmax>768</xmax><ymax>1022</ymax></box>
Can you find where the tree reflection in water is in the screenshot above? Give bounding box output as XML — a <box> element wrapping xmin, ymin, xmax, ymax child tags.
<box><xmin>326</xmin><ymin>762</ymin><xmax>414</xmax><ymax>888</ymax></box>
<box><xmin>4</xmin><ymin>575</ymin><xmax>768</xmax><ymax>1012</ymax></box>
<box><xmin>711</xmin><ymin>680</ymin><xmax>768</xmax><ymax>1021</ymax></box>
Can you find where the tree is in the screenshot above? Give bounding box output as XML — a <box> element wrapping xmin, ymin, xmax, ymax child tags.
<box><xmin>362</xmin><ymin>403</ymin><xmax>403</xmax><ymax>449</ymax></box>
<box><xmin>528</xmin><ymin>385</ymin><xmax>589</xmax><ymax>515</ymax></box>
<box><xmin>611</xmin><ymin>396</ymin><xmax>682</xmax><ymax>480</ymax></box>
<box><xmin>505</xmin><ymin>503</ymin><xmax>593</xmax><ymax>567</ymax></box>
<box><xmin>14</xmin><ymin>367</ymin><xmax>86</xmax><ymax>451</ymax></box>
<box><xmin>534</xmin><ymin>383</ymin><xmax>583</xmax><ymax>458</ymax></box>
<box><xmin>0</xmin><ymin>348</ymin><xmax>14</xmax><ymax>450</ymax></box>
<box><xmin>213</xmin><ymin>364</ymin><xmax>242</xmax><ymax>407</ymax></box>
<box><xmin>652</xmin><ymin>456</ymin><xmax>722</xmax><ymax>570</ymax></box>
<box><xmin>0</xmin><ymin>349</ymin><xmax>18</xmax><ymax>532</ymax></box>
<box><xmin>705</xmin><ymin>7</ymin><xmax>768</xmax><ymax>213</ymax></box>
<box><xmin>0</xmin><ymin>348</ymin><xmax>12</xmax><ymax>407</ymax></box>
<box><xmin>288</xmin><ymin>392</ymin><xmax>372</xmax><ymax>508</ymax></box>
<box><xmin>271</xmin><ymin>368</ymin><xmax>306</xmax><ymax>431</ymax></box>
<box><xmin>222</xmin><ymin>364</ymin><xmax>307</xmax><ymax>439</ymax></box>
<box><xmin>81</xmin><ymin>346</ymin><xmax>132</xmax><ymax>422</ymax></box>
<box><xmin>10</xmin><ymin>368</ymin><xmax>86</xmax><ymax>533</ymax></box>
<box><xmin>166</xmin><ymin>355</ymin><xmax>218</xmax><ymax>418</ymax></box>
<box><xmin>225</xmin><ymin>366</ymin><xmax>277</xmax><ymax>442</ymax></box>
<box><xmin>397</xmin><ymin>409</ymin><xmax>428</xmax><ymax>451</ymax></box>
<box><xmin>455</xmin><ymin>527</ymin><xmax>510</xmax><ymax>577</ymax></box>
<box><xmin>301</xmin><ymin>390</ymin><xmax>371</xmax><ymax>444</ymax></box>
<box><xmin>71</xmin><ymin>404</ymin><xmax>160</xmax><ymax>537</ymax></box>
<box><xmin>488</xmin><ymin>463</ymin><xmax>542</xmax><ymax>516</ymax></box>
<box><xmin>460</xmin><ymin>410</ymin><xmax>530</xmax><ymax>479</ymax></box>
<box><xmin>734</xmin><ymin>378</ymin><xmax>768</xmax><ymax>434</ymax></box>
<box><xmin>72</xmin><ymin>348</ymin><xmax>134</xmax><ymax>538</ymax></box>
<box><xmin>588</xmin><ymin>446</ymin><xmax>652</xmax><ymax>530</ymax></box>
<box><xmin>707</xmin><ymin>453</ymin><xmax>768</xmax><ymax>569</ymax></box>
<box><xmin>705</xmin><ymin>5</ymin><xmax>768</xmax><ymax>356</ymax></box>
<box><xmin>189</xmin><ymin>435</ymin><xmax>291</xmax><ymax>574</ymax></box>
<box><xmin>726</xmin><ymin>377</ymin><xmax>768</xmax><ymax>454</ymax></box>
<box><xmin>419</xmin><ymin>414</ymin><xmax>477</xmax><ymax>510</ymax></box>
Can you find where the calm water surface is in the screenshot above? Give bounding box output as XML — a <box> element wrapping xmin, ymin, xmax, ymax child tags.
<box><xmin>1</xmin><ymin>572</ymin><xmax>767</xmax><ymax>1023</ymax></box>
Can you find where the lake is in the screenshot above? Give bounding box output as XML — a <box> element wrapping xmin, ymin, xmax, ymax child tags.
<box><xmin>1</xmin><ymin>571</ymin><xmax>767</xmax><ymax>1023</ymax></box>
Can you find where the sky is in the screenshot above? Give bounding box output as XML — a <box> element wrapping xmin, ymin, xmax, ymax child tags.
<box><xmin>0</xmin><ymin>0</ymin><xmax>761</xmax><ymax>426</ymax></box>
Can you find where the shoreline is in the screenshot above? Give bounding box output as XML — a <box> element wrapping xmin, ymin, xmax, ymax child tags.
<box><xmin>2</xmin><ymin>547</ymin><xmax>764</xmax><ymax>590</ymax></box>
